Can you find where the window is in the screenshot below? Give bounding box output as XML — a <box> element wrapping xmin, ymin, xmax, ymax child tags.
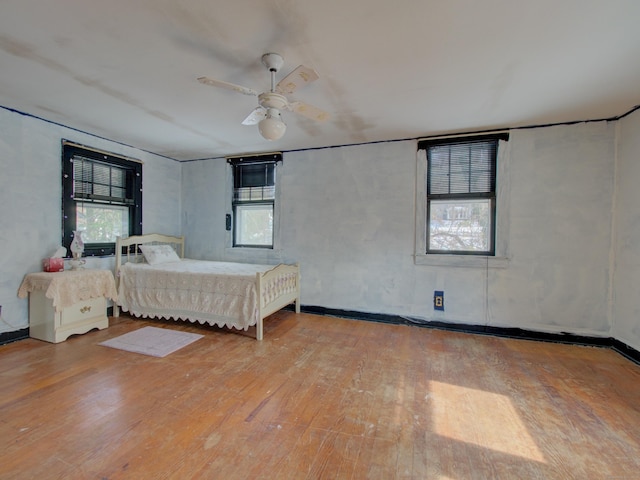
<box><xmin>228</xmin><ymin>153</ymin><xmax>281</xmax><ymax>248</ymax></box>
<box><xmin>419</xmin><ymin>133</ymin><xmax>508</xmax><ymax>256</ymax></box>
<box><xmin>62</xmin><ymin>141</ymin><xmax>142</xmax><ymax>256</ymax></box>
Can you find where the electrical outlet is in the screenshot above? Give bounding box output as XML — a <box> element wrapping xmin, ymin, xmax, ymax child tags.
<box><xmin>434</xmin><ymin>291</ymin><xmax>444</xmax><ymax>311</ymax></box>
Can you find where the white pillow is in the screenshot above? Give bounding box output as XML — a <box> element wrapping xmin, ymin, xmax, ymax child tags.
<box><xmin>139</xmin><ymin>244</ymin><xmax>181</xmax><ymax>265</ymax></box>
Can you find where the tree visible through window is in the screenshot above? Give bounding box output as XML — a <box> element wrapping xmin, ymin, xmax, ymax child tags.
<box><xmin>420</xmin><ymin>134</ymin><xmax>508</xmax><ymax>255</ymax></box>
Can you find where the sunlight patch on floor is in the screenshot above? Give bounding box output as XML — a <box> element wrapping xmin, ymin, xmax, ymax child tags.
<box><xmin>429</xmin><ymin>380</ymin><xmax>546</xmax><ymax>463</ymax></box>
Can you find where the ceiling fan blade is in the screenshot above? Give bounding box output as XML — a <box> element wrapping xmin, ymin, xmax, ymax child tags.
<box><xmin>289</xmin><ymin>101</ymin><xmax>330</xmax><ymax>122</ymax></box>
<box><xmin>275</xmin><ymin>65</ymin><xmax>319</xmax><ymax>95</ymax></box>
<box><xmin>241</xmin><ymin>106</ymin><xmax>267</xmax><ymax>125</ymax></box>
<box><xmin>197</xmin><ymin>76</ymin><xmax>258</xmax><ymax>96</ymax></box>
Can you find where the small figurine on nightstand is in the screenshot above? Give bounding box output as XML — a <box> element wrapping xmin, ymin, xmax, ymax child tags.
<box><xmin>69</xmin><ymin>230</ymin><xmax>86</xmax><ymax>270</ymax></box>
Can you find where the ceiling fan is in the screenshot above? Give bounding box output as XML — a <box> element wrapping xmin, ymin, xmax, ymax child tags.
<box><xmin>198</xmin><ymin>53</ymin><xmax>329</xmax><ymax>141</ymax></box>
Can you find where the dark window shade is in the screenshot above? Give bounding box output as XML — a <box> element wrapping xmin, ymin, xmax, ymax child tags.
<box><xmin>427</xmin><ymin>140</ymin><xmax>497</xmax><ymax>196</ymax></box>
<box><xmin>234</xmin><ymin>163</ymin><xmax>275</xmax><ymax>188</ymax></box>
<box><xmin>228</xmin><ymin>153</ymin><xmax>281</xmax><ymax>203</ymax></box>
<box><xmin>233</xmin><ymin>163</ymin><xmax>275</xmax><ymax>202</ymax></box>
<box><xmin>73</xmin><ymin>155</ymin><xmax>133</xmax><ymax>204</ymax></box>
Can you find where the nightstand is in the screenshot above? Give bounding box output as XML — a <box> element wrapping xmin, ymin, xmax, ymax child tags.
<box><xmin>18</xmin><ymin>269</ymin><xmax>118</xmax><ymax>343</ymax></box>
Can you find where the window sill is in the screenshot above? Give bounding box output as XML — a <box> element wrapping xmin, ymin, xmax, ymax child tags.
<box><xmin>225</xmin><ymin>246</ymin><xmax>278</xmax><ymax>252</ymax></box>
<box><xmin>223</xmin><ymin>246</ymin><xmax>284</xmax><ymax>263</ymax></box>
<box><xmin>414</xmin><ymin>254</ymin><xmax>509</xmax><ymax>269</ymax></box>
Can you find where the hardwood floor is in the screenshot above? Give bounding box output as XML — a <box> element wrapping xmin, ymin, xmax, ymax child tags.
<box><xmin>1</xmin><ymin>312</ymin><xmax>639</xmax><ymax>479</ymax></box>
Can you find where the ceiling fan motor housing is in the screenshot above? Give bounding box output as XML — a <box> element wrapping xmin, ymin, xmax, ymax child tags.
<box><xmin>261</xmin><ymin>53</ymin><xmax>284</xmax><ymax>72</ymax></box>
<box><xmin>258</xmin><ymin>92</ymin><xmax>288</xmax><ymax>110</ymax></box>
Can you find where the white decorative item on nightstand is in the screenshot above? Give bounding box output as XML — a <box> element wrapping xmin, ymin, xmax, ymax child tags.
<box><xmin>18</xmin><ymin>269</ymin><xmax>118</xmax><ymax>343</ymax></box>
<box><xmin>69</xmin><ymin>230</ymin><xmax>85</xmax><ymax>270</ymax></box>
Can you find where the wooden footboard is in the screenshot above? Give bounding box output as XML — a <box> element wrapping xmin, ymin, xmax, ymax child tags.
<box><xmin>255</xmin><ymin>263</ymin><xmax>301</xmax><ymax>340</ymax></box>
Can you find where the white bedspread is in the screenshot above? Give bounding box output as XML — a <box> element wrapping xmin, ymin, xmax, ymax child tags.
<box><xmin>117</xmin><ymin>259</ymin><xmax>274</xmax><ymax>330</ymax></box>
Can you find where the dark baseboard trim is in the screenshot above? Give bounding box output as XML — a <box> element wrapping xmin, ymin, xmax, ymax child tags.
<box><xmin>3</xmin><ymin>305</ymin><xmax>639</xmax><ymax>365</ymax></box>
<box><xmin>610</xmin><ymin>338</ymin><xmax>640</xmax><ymax>365</ymax></box>
<box><xmin>299</xmin><ymin>305</ymin><xmax>640</xmax><ymax>365</ymax></box>
<box><xmin>0</xmin><ymin>328</ymin><xmax>29</xmax><ymax>346</ymax></box>
<box><xmin>1</xmin><ymin>307</ymin><xmax>116</xmax><ymax>346</ymax></box>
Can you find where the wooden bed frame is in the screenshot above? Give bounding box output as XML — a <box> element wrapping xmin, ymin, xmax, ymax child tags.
<box><xmin>113</xmin><ymin>233</ymin><xmax>300</xmax><ymax>340</ymax></box>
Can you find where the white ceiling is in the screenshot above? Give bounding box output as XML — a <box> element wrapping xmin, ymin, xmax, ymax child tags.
<box><xmin>1</xmin><ymin>0</ymin><xmax>639</xmax><ymax>161</ymax></box>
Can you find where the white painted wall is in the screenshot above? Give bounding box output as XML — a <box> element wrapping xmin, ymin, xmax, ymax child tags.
<box><xmin>612</xmin><ymin>109</ymin><xmax>640</xmax><ymax>352</ymax></box>
<box><xmin>490</xmin><ymin>123</ymin><xmax>615</xmax><ymax>336</ymax></box>
<box><xmin>182</xmin><ymin>121</ymin><xmax>617</xmax><ymax>337</ymax></box>
<box><xmin>3</xmin><ymin>105</ymin><xmax>633</xmax><ymax>346</ymax></box>
<box><xmin>0</xmin><ymin>108</ymin><xmax>181</xmax><ymax>333</ymax></box>
<box><xmin>181</xmin><ymin>158</ymin><xmax>227</xmax><ymax>261</ymax></box>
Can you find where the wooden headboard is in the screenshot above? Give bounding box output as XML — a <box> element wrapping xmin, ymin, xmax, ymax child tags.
<box><xmin>115</xmin><ymin>233</ymin><xmax>185</xmax><ymax>273</ymax></box>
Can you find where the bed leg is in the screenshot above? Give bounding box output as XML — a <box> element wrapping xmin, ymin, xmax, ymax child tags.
<box><xmin>114</xmin><ymin>304</ymin><xmax>120</xmax><ymax>317</ymax></box>
<box><xmin>257</xmin><ymin>317</ymin><xmax>264</xmax><ymax>341</ymax></box>
<box><xmin>295</xmin><ymin>299</ymin><xmax>300</xmax><ymax>314</ymax></box>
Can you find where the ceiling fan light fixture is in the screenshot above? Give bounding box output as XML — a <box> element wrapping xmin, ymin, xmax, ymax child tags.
<box><xmin>258</xmin><ymin>108</ymin><xmax>286</xmax><ymax>141</ymax></box>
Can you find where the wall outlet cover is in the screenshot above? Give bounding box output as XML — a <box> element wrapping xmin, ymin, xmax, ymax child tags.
<box><xmin>434</xmin><ymin>291</ymin><xmax>444</xmax><ymax>311</ymax></box>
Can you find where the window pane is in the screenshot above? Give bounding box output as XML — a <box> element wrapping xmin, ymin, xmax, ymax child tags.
<box><xmin>235</xmin><ymin>204</ymin><xmax>273</xmax><ymax>246</ymax></box>
<box><xmin>77</xmin><ymin>204</ymin><xmax>129</xmax><ymax>243</ymax></box>
<box><xmin>429</xmin><ymin>199</ymin><xmax>491</xmax><ymax>252</ymax></box>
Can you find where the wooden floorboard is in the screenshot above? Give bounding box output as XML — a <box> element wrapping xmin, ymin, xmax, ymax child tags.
<box><xmin>1</xmin><ymin>311</ymin><xmax>639</xmax><ymax>479</ymax></box>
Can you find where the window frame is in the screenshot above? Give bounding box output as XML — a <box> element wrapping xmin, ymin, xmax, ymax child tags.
<box><xmin>227</xmin><ymin>153</ymin><xmax>281</xmax><ymax>249</ymax></box>
<box><xmin>415</xmin><ymin>132</ymin><xmax>510</xmax><ymax>266</ymax></box>
<box><xmin>61</xmin><ymin>141</ymin><xmax>142</xmax><ymax>257</ymax></box>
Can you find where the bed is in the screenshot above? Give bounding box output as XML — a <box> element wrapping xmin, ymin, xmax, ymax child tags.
<box><xmin>114</xmin><ymin>233</ymin><xmax>300</xmax><ymax>340</ymax></box>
